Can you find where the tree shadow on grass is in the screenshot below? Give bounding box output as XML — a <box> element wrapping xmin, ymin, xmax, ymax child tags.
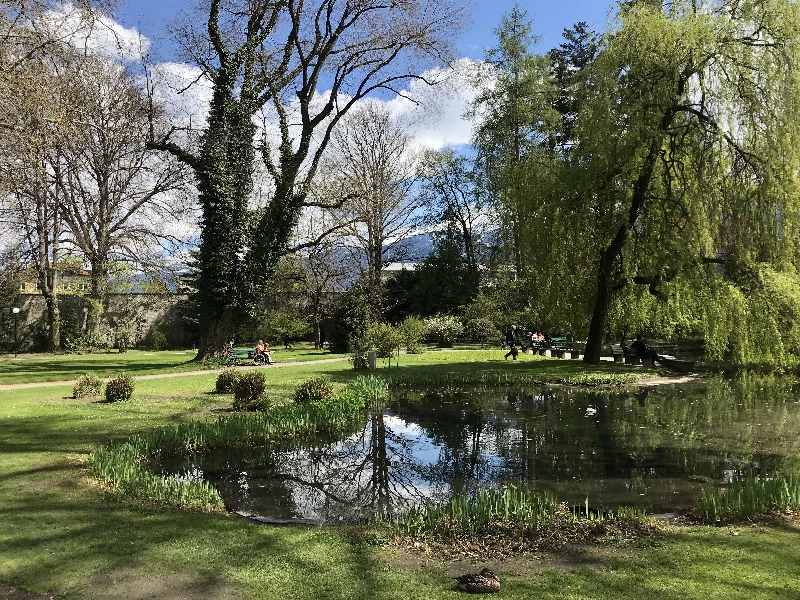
<box><xmin>0</xmin><ymin>478</ymin><xmax>395</xmax><ymax>600</ymax></box>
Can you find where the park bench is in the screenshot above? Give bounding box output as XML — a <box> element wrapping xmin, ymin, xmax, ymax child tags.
<box><xmin>224</xmin><ymin>346</ymin><xmax>271</xmax><ymax>366</ymax></box>
<box><xmin>545</xmin><ymin>337</ymin><xmax>583</xmax><ymax>360</ymax></box>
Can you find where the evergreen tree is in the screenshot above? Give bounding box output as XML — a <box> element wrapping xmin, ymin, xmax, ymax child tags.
<box><xmin>472</xmin><ymin>4</ymin><xmax>556</xmax><ymax>273</ymax></box>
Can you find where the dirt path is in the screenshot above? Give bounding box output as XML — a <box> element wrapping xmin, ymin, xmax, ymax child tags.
<box><xmin>636</xmin><ymin>374</ymin><xmax>701</xmax><ymax>387</ymax></box>
<box><xmin>0</xmin><ymin>356</ymin><xmax>349</xmax><ymax>392</ymax></box>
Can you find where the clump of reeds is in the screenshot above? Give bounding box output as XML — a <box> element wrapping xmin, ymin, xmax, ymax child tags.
<box><xmin>697</xmin><ymin>475</ymin><xmax>800</xmax><ymax>523</ymax></box>
<box><xmin>342</xmin><ymin>375</ymin><xmax>389</xmax><ymax>408</ymax></box>
<box><xmin>395</xmin><ymin>486</ymin><xmax>647</xmax><ymax>535</ymax></box>
<box><xmin>389</xmin><ymin>485</ymin><xmax>653</xmax><ymax>554</ymax></box>
<box><xmin>89</xmin><ymin>442</ymin><xmax>224</xmax><ymax>511</ymax></box>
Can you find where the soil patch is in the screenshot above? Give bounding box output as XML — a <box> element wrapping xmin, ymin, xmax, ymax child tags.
<box><xmin>0</xmin><ymin>585</ymin><xmax>56</xmax><ymax>600</ymax></box>
<box><xmin>81</xmin><ymin>568</ymin><xmax>241</xmax><ymax>600</ymax></box>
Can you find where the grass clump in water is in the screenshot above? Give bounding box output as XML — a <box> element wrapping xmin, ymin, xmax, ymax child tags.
<box><xmin>697</xmin><ymin>475</ymin><xmax>800</xmax><ymax>523</ymax></box>
<box><xmin>90</xmin><ymin>443</ymin><xmax>225</xmax><ymax>512</ymax></box>
<box><xmin>390</xmin><ymin>486</ymin><xmax>656</xmax><ymax>555</ymax></box>
<box><xmin>90</xmin><ymin>375</ymin><xmax>389</xmax><ymax>510</ymax></box>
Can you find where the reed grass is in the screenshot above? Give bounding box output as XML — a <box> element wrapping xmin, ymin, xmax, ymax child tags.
<box><xmin>697</xmin><ymin>475</ymin><xmax>800</xmax><ymax>522</ymax></box>
<box><xmin>392</xmin><ymin>485</ymin><xmax>649</xmax><ymax>539</ymax></box>
<box><xmin>89</xmin><ymin>376</ymin><xmax>388</xmax><ymax>510</ymax></box>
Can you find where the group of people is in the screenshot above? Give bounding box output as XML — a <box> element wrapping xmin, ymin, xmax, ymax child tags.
<box><xmin>255</xmin><ymin>339</ymin><xmax>274</xmax><ymax>364</ymax></box>
<box><xmin>503</xmin><ymin>325</ymin><xmax>548</xmax><ymax>360</ymax></box>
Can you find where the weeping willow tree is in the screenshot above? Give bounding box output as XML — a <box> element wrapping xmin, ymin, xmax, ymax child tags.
<box><xmin>514</xmin><ymin>0</ymin><xmax>800</xmax><ymax>365</ymax></box>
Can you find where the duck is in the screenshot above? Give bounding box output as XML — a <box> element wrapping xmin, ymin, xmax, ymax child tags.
<box><xmin>454</xmin><ymin>568</ymin><xmax>501</xmax><ymax>594</ymax></box>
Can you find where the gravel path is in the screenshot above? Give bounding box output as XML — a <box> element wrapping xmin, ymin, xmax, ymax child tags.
<box><xmin>0</xmin><ymin>356</ymin><xmax>349</xmax><ymax>392</ymax></box>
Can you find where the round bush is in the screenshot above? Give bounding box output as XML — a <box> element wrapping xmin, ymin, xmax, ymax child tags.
<box><xmin>105</xmin><ymin>374</ymin><xmax>134</xmax><ymax>403</ymax></box>
<box><xmin>73</xmin><ymin>374</ymin><xmax>103</xmax><ymax>399</ymax></box>
<box><xmin>215</xmin><ymin>368</ymin><xmax>241</xmax><ymax>394</ymax></box>
<box><xmin>293</xmin><ymin>377</ymin><xmax>335</xmax><ymax>404</ymax></box>
<box><xmin>233</xmin><ymin>371</ymin><xmax>267</xmax><ymax>411</ymax></box>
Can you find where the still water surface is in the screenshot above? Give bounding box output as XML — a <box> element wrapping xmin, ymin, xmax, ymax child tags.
<box><xmin>156</xmin><ymin>377</ymin><xmax>800</xmax><ymax>522</ymax></box>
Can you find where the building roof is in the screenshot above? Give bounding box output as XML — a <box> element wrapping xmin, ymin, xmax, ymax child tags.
<box><xmin>382</xmin><ymin>262</ymin><xmax>418</xmax><ymax>272</ymax></box>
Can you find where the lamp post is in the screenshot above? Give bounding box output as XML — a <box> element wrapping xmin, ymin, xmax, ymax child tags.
<box><xmin>11</xmin><ymin>307</ymin><xmax>20</xmax><ymax>357</ymax></box>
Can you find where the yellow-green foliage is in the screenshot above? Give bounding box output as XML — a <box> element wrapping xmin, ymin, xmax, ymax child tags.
<box><xmin>610</xmin><ymin>264</ymin><xmax>800</xmax><ymax>368</ymax></box>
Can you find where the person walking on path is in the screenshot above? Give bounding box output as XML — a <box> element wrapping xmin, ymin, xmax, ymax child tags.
<box><xmin>504</xmin><ymin>325</ymin><xmax>519</xmax><ymax>360</ymax></box>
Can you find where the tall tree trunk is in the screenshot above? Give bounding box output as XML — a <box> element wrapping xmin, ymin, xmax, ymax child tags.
<box><xmin>85</xmin><ymin>260</ymin><xmax>106</xmax><ymax>340</ymax></box>
<box><xmin>195</xmin><ymin>309</ymin><xmax>236</xmax><ymax>360</ymax></box>
<box><xmin>583</xmin><ymin>258</ymin><xmax>615</xmax><ymax>363</ymax></box>
<box><xmin>584</xmin><ymin>136</ymin><xmax>663</xmax><ymax>363</ymax></box>
<box><xmin>45</xmin><ymin>294</ymin><xmax>60</xmax><ymax>352</ymax></box>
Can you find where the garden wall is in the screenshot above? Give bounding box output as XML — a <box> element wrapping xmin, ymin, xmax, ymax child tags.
<box><xmin>0</xmin><ymin>293</ymin><xmax>193</xmax><ymax>351</ymax></box>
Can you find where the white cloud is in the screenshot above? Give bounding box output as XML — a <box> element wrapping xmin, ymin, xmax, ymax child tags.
<box><xmin>150</xmin><ymin>62</ymin><xmax>214</xmax><ymax>129</ymax></box>
<box><xmin>383</xmin><ymin>58</ymin><xmax>483</xmax><ymax>151</ymax></box>
<box><xmin>43</xmin><ymin>2</ymin><xmax>151</xmax><ymax>63</ymax></box>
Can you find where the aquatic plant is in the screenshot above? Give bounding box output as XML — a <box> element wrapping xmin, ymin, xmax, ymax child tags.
<box><xmin>73</xmin><ymin>374</ymin><xmax>103</xmax><ymax>399</ymax></box>
<box><xmin>390</xmin><ymin>485</ymin><xmax>653</xmax><ymax>553</ymax></box>
<box><xmin>90</xmin><ymin>443</ymin><xmax>224</xmax><ymax>512</ymax></box>
<box><xmin>697</xmin><ymin>475</ymin><xmax>800</xmax><ymax>523</ymax></box>
<box><xmin>344</xmin><ymin>375</ymin><xmax>390</xmax><ymax>407</ymax></box>
<box><xmin>104</xmin><ymin>374</ymin><xmax>134</xmax><ymax>403</ymax></box>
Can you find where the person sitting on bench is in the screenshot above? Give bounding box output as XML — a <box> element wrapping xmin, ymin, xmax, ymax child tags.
<box><xmin>255</xmin><ymin>340</ymin><xmax>273</xmax><ymax>364</ymax></box>
<box><xmin>629</xmin><ymin>336</ymin><xmax>658</xmax><ymax>366</ymax></box>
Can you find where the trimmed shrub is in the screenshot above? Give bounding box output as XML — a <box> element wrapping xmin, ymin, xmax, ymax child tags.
<box><xmin>105</xmin><ymin>374</ymin><xmax>134</xmax><ymax>403</ymax></box>
<box><xmin>233</xmin><ymin>371</ymin><xmax>267</xmax><ymax>411</ymax></box>
<box><xmin>215</xmin><ymin>368</ymin><xmax>241</xmax><ymax>394</ymax></box>
<box><xmin>73</xmin><ymin>374</ymin><xmax>103</xmax><ymax>399</ymax></box>
<box><xmin>293</xmin><ymin>377</ymin><xmax>335</xmax><ymax>404</ymax></box>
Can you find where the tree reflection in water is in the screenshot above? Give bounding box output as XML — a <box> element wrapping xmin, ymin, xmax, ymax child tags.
<box><xmin>158</xmin><ymin>375</ymin><xmax>800</xmax><ymax>521</ymax></box>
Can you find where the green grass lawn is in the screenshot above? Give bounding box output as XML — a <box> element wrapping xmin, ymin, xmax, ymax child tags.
<box><xmin>0</xmin><ymin>351</ymin><xmax>798</xmax><ymax>599</ymax></box>
<box><xmin>0</xmin><ymin>343</ymin><xmax>346</xmax><ymax>385</ymax></box>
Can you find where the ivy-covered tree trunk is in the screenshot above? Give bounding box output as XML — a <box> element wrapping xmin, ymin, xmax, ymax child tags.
<box><xmin>85</xmin><ymin>261</ymin><xmax>106</xmax><ymax>340</ymax></box>
<box><xmin>44</xmin><ymin>294</ymin><xmax>60</xmax><ymax>352</ymax></box>
<box><xmin>193</xmin><ymin>72</ymin><xmax>256</xmax><ymax>358</ymax></box>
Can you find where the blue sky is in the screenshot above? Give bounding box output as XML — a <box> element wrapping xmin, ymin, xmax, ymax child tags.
<box><xmin>117</xmin><ymin>0</ymin><xmax>616</xmax><ymax>62</ymax></box>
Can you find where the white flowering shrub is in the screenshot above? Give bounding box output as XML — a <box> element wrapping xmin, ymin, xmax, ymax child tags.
<box><xmin>424</xmin><ymin>315</ymin><xmax>465</xmax><ymax>347</ymax></box>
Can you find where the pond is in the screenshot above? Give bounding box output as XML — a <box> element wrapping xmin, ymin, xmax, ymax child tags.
<box><xmin>155</xmin><ymin>376</ymin><xmax>800</xmax><ymax>523</ymax></box>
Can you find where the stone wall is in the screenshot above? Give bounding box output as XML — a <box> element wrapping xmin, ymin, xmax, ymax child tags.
<box><xmin>0</xmin><ymin>293</ymin><xmax>193</xmax><ymax>351</ymax></box>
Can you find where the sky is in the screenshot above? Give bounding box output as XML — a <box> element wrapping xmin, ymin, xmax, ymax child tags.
<box><xmin>104</xmin><ymin>1</ymin><xmax>618</xmax><ymax>153</ymax></box>
<box><xmin>116</xmin><ymin>0</ymin><xmax>616</xmax><ymax>63</ymax></box>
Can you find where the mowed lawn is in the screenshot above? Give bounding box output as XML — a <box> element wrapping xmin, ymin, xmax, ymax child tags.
<box><xmin>0</xmin><ymin>351</ymin><xmax>798</xmax><ymax>599</ymax></box>
<box><xmin>0</xmin><ymin>343</ymin><xmax>346</xmax><ymax>385</ymax></box>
